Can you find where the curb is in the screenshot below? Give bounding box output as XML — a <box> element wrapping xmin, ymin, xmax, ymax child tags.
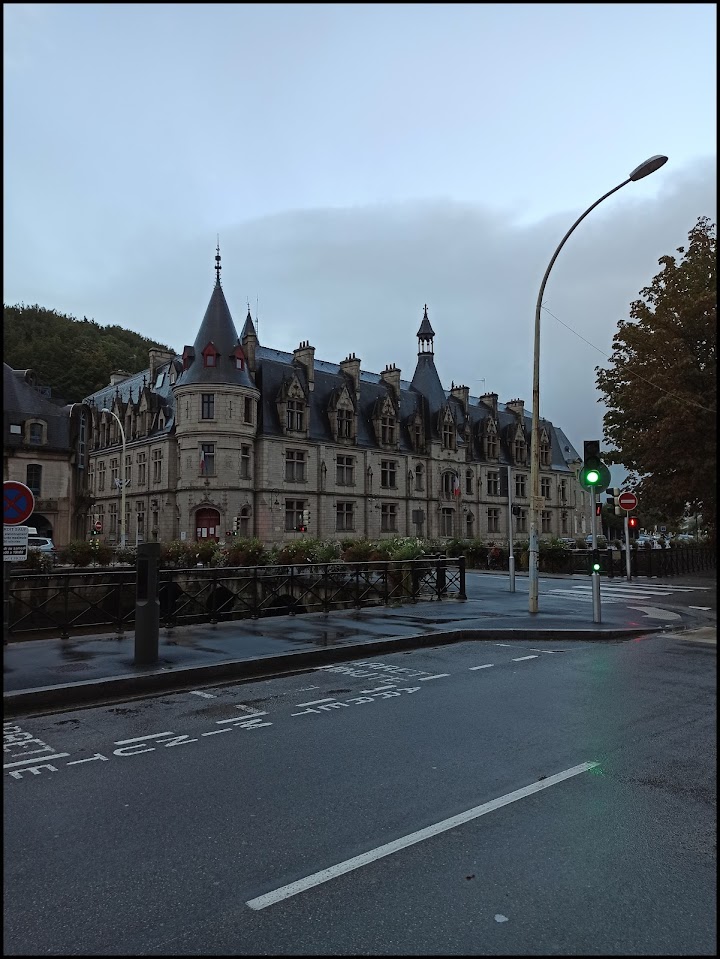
<box><xmin>2</xmin><ymin>625</ymin><xmax>668</xmax><ymax>716</ymax></box>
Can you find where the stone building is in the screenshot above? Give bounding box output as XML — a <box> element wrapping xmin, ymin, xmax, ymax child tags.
<box><xmin>82</xmin><ymin>251</ymin><xmax>585</xmax><ymax>546</ymax></box>
<box><xmin>3</xmin><ymin>364</ymin><xmax>91</xmax><ymax>545</ymax></box>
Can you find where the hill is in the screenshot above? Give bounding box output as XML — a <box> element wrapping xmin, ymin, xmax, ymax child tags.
<box><xmin>3</xmin><ymin>304</ymin><xmax>175</xmax><ymax>404</ymax></box>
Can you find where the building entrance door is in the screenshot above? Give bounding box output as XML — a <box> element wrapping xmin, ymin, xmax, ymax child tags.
<box><xmin>195</xmin><ymin>507</ymin><xmax>220</xmax><ymax>542</ymax></box>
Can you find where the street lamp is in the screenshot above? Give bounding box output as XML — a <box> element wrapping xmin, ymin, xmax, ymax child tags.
<box><xmin>528</xmin><ymin>155</ymin><xmax>668</xmax><ymax>613</ymax></box>
<box><xmin>101</xmin><ymin>407</ymin><xmax>127</xmax><ymax>548</ymax></box>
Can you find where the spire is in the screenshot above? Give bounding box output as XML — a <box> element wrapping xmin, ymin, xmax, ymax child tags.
<box><xmin>215</xmin><ymin>237</ymin><xmax>222</xmax><ymax>285</ymax></box>
<box><xmin>416</xmin><ymin>303</ymin><xmax>435</xmax><ymax>354</ymax></box>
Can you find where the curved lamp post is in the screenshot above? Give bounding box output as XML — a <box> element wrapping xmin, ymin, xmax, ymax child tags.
<box><xmin>528</xmin><ymin>155</ymin><xmax>668</xmax><ymax>614</ymax></box>
<box><xmin>101</xmin><ymin>407</ymin><xmax>127</xmax><ymax>548</ymax></box>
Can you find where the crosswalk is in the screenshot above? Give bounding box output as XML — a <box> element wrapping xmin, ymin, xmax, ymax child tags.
<box><xmin>545</xmin><ymin>581</ymin><xmax>712</xmax><ymax>606</ymax></box>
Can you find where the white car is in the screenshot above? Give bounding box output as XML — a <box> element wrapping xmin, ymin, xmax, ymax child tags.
<box><xmin>636</xmin><ymin>536</ymin><xmax>662</xmax><ymax>549</ymax></box>
<box><xmin>28</xmin><ymin>535</ymin><xmax>57</xmax><ymax>560</ymax></box>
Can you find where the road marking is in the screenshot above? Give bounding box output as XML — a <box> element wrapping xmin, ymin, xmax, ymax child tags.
<box><xmin>528</xmin><ymin>649</ymin><xmax>563</xmax><ymax>654</ymax></box>
<box><xmin>297</xmin><ymin>686</ymin><xmax>319</xmax><ymax>691</ymax></box>
<box><xmin>4</xmin><ymin>753</ymin><xmax>70</xmax><ymax>769</ymax></box>
<box><xmin>201</xmin><ymin>729</ymin><xmax>232</xmax><ymax>736</ymax></box>
<box><xmin>418</xmin><ymin>674</ymin><xmax>450</xmax><ymax>681</ymax></box>
<box><xmin>190</xmin><ymin>690</ymin><xmax>216</xmax><ymax>699</ymax></box>
<box><xmin>469</xmin><ymin>664</ymin><xmax>494</xmax><ymax>670</ymax></box>
<box><xmin>246</xmin><ymin>761</ymin><xmax>599</xmax><ymax>911</ymax></box>
<box><xmin>114</xmin><ymin>732</ymin><xmax>174</xmax><ymax>745</ymax></box>
<box><xmin>495</xmin><ymin>643</ymin><xmax>513</xmax><ymax>647</ymax></box>
<box><xmin>235</xmin><ymin>705</ymin><xmax>266</xmax><ymax>715</ymax></box>
<box><xmin>689</xmin><ymin>606</ymin><xmax>712</xmax><ymax>611</ymax></box>
<box><xmin>512</xmin><ymin>655</ymin><xmax>539</xmax><ymax>662</ymax></box>
<box><xmin>627</xmin><ymin>606</ymin><xmax>682</xmax><ymax>620</ymax></box>
<box><xmin>294</xmin><ymin>698</ymin><xmax>336</xmax><ymax>707</ymax></box>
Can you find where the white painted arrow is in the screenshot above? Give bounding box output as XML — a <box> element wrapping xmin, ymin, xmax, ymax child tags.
<box><xmin>627</xmin><ymin>606</ymin><xmax>682</xmax><ymax>621</ymax></box>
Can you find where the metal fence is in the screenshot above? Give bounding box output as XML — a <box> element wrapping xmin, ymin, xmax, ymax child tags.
<box><xmin>467</xmin><ymin>546</ymin><xmax>715</xmax><ymax>577</ymax></box>
<box><xmin>7</xmin><ymin>556</ymin><xmax>466</xmax><ymax>639</ymax></box>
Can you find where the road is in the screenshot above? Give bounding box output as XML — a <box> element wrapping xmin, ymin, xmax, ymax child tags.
<box><xmin>4</xmin><ymin>631</ymin><xmax>716</xmax><ymax>955</ymax></box>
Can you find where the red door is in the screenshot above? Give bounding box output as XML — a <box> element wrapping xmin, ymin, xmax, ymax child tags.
<box><xmin>195</xmin><ymin>508</ymin><xmax>220</xmax><ymax>542</ymax></box>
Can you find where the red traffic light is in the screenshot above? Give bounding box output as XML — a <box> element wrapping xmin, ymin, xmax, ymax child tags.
<box><xmin>628</xmin><ymin>517</ymin><xmax>638</xmax><ymax>528</ymax></box>
<box><xmin>595</xmin><ymin>503</ymin><xmax>602</xmax><ymax>516</ymax></box>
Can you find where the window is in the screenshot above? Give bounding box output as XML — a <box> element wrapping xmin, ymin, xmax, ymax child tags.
<box><xmin>515</xmin><ymin>474</ymin><xmax>527</xmax><ymax>498</ymax></box>
<box><xmin>381</xmin><ymin>415</ymin><xmax>396</xmax><ymax>445</ymax></box>
<box><xmin>240</xmin><ymin>506</ymin><xmax>251</xmax><ymax>537</ymax></box>
<box><xmin>152</xmin><ymin>449</ymin><xmax>163</xmax><ymax>483</ymax></box>
<box><xmin>381</xmin><ymin>503</ymin><xmax>397</xmax><ymax>532</ymax></box>
<box><xmin>336</xmin><ymin>455</ymin><xmax>355</xmax><ymax>486</ymax></box>
<box><xmin>199</xmin><ymin>443</ymin><xmax>215</xmax><ymax>476</ymax></box>
<box><xmin>88</xmin><ymin>465</ymin><xmax>95</xmax><ymax>493</ymax></box>
<box><xmin>487</xmin><ymin>507</ymin><xmax>500</xmax><ymax>533</ymax></box>
<box><xmin>414</xmin><ymin>464</ymin><xmax>424</xmax><ymax>491</ymax></box>
<box><xmin>286</xmin><ymin>399</ymin><xmax>305</xmax><ymax>431</ymax></box>
<box><xmin>241</xmin><ymin>445</ymin><xmax>251</xmax><ymax>480</ymax></box>
<box><xmin>540</xmin><ymin>441</ymin><xmax>551</xmax><ymax>467</ymax></box>
<box><xmin>285</xmin><ymin>449</ymin><xmax>307</xmax><ymax>482</ymax></box>
<box><xmin>77</xmin><ymin>413</ymin><xmax>86</xmax><ymax>468</ymax></box>
<box><xmin>465</xmin><ymin>511</ymin><xmax>474</xmax><ymax>537</ymax></box>
<box><xmin>26</xmin><ymin>464</ymin><xmax>42</xmax><ymax>496</ymax></box>
<box><xmin>98</xmin><ymin>462</ymin><xmax>106</xmax><ymax>491</ymax></box>
<box><xmin>442</xmin><ymin>471</ymin><xmax>457</xmax><ymax>496</ymax></box>
<box><xmin>285</xmin><ymin>499</ymin><xmax>304</xmax><ymax>532</ymax></box>
<box><xmin>338</xmin><ymin>408</ymin><xmax>353</xmax><ymax>439</ymax></box>
<box><xmin>380</xmin><ymin>459</ymin><xmax>397</xmax><ymax>489</ymax></box>
<box><xmin>124</xmin><ymin>455</ymin><xmax>132</xmax><ymax>488</ymax></box>
<box><xmin>137</xmin><ymin>453</ymin><xmax>147</xmax><ymax>486</ymax></box>
<box><xmin>201</xmin><ymin>394</ymin><xmax>215</xmax><ymax>420</ymax></box>
<box><xmin>110</xmin><ymin>457</ymin><xmax>119</xmax><ymax>489</ymax></box>
<box><xmin>336</xmin><ymin>501</ymin><xmax>354</xmax><ymax>532</ymax></box>
<box><xmin>485</xmin><ymin>433</ymin><xmax>498</xmax><ymax>459</ymax></box>
<box><xmin>136</xmin><ymin>504</ymin><xmax>145</xmax><ymax>542</ymax></box>
<box><xmin>487</xmin><ymin>471</ymin><xmax>500</xmax><ymax>496</ymax></box>
<box><xmin>440</xmin><ymin>507</ymin><xmax>454</xmax><ymax>537</ymax></box>
<box><xmin>561</xmin><ymin>510</ymin><xmax>569</xmax><ymax>534</ymax></box>
<box><xmin>560</xmin><ymin>479</ymin><xmax>567</xmax><ymax>503</ymax></box>
<box><xmin>465</xmin><ymin>470</ymin><xmax>473</xmax><ymax>496</ymax></box>
<box><xmin>29</xmin><ymin>422</ymin><xmax>43</xmax><ymax>445</ymax></box>
<box><xmin>442</xmin><ymin>419</ymin><xmax>454</xmax><ymax>449</ymax></box>
<box><xmin>541</xmin><ymin>478</ymin><xmax>552</xmax><ymax>500</ymax></box>
<box><xmin>514</xmin><ymin>438</ymin><xmax>527</xmax><ymax>463</ymax></box>
<box><xmin>541</xmin><ymin>510</ymin><xmax>552</xmax><ymax>533</ymax></box>
<box><xmin>516</xmin><ymin>508</ymin><xmax>528</xmax><ymax>533</ymax></box>
<box><xmin>244</xmin><ymin>397</ymin><xmax>253</xmax><ymax>424</ymax></box>
<box><xmin>204</xmin><ymin>352</ymin><xmax>216</xmax><ymax>368</ymax></box>
<box><xmin>109</xmin><ymin>503</ymin><xmax>117</xmax><ymax>534</ymax></box>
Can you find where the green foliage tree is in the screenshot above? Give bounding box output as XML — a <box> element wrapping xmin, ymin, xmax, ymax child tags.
<box><xmin>3</xmin><ymin>304</ymin><xmax>175</xmax><ymax>403</ymax></box>
<box><xmin>596</xmin><ymin>217</ymin><xmax>716</xmax><ymax>539</ymax></box>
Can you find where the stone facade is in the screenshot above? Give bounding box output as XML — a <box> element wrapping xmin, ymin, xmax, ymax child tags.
<box><xmin>82</xmin><ymin>256</ymin><xmax>586</xmax><ymax>547</ymax></box>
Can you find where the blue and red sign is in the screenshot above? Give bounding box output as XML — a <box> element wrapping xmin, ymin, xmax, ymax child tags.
<box><xmin>3</xmin><ymin>481</ymin><xmax>35</xmax><ymax>526</ymax></box>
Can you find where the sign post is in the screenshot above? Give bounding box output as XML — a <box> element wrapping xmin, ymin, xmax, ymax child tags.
<box><xmin>618</xmin><ymin>491</ymin><xmax>638</xmax><ymax>582</ymax></box>
<box><xmin>4</xmin><ymin>481</ymin><xmax>36</xmax><ymax>641</ymax></box>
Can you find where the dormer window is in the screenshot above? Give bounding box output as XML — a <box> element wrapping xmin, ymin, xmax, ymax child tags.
<box><xmin>441</xmin><ymin>409</ymin><xmax>455</xmax><ymax>450</ymax></box>
<box><xmin>338</xmin><ymin>408</ymin><xmax>353</xmax><ymax>439</ymax></box>
<box><xmin>540</xmin><ymin>429</ymin><xmax>551</xmax><ymax>467</ymax></box>
<box><xmin>201</xmin><ymin>342</ymin><xmax>220</xmax><ymax>368</ymax></box>
<box><xmin>182</xmin><ymin>346</ymin><xmax>195</xmax><ymax>371</ymax></box>
<box><xmin>514</xmin><ymin>437</ymin><xmax>527</xmax><ymax>464</ymax></box>
<box><xmin>287</xmin><ymin>399</ymin><xmax>305</xmax><ymax>431</ymax></box>
<box><xmin>482</xmin><ymin>419</ymin><xmax>498</xmax><ymax>460</ymax></box>
<box><xmin>381</xmin><ymin>415</ymin><xmax>396</xmax><ymax>445</ymax></box>
<box><xmin>29</xmin><ymin>422</ymin><xmax>44</xmax><ymax>445</ymax></box>
<box><xmin>232</xmin><ymin>345</ymin><xmax>246</xmax><ymax>371</ymax></box>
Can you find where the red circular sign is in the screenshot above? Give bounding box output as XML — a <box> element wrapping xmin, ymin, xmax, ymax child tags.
<box><xmin>3</xmin><ymin>481</ymin><xmax>35</xmax><ymax>525</ymax></box>
<box><xmin>618</xmin><ymin>491</ymin><xmax>638</xmax><ymax>511</ymax></box>
<box><xmin>94</xmin><ymin>521</ymin><xmax>103</xmax><ymax>532</ymax></box>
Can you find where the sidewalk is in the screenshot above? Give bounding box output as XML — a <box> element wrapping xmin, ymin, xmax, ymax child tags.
<box><xmin>3</xmin><ymin>571</ymin><xmax>710</xmax><ymax>715</ymax></box>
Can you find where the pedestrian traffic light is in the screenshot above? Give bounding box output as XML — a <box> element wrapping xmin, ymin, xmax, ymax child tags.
<box><xmin>606</xmin><ymin>487</ymin><xmax>621</xmax><ymax>515</ymax></box>
<box><xmin>595</xmin><ymin>503</ymin><xmax>602</xmax><ymax>517</ymax></box>
<box><xmin>591</xmin><ymin>549</ymin><xmax>602</xmax><ymax>573</ymax></box>
<box><xmin>628</xmin><ymin>516</ymin><xmax>638</xmax><ymax>529</ymax></box>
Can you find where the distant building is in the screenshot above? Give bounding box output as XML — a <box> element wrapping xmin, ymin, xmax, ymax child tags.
<box><xmin>81</xmin><ymin>250</ymin><xmax>585</xmax><ymax>546</ymax></box>
<box><xmin>3</xmin><ymin>365</ymin><xmax>91</xmax><ymax>544</ymax></box>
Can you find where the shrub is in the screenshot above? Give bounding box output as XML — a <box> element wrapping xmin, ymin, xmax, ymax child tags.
<box><xmin>115</xmin><ymin>546</ymin><xmax>137</xmax><ymax>566</ymax></box>
<box><xmin>223</xmin><ymin>537</ymin><xmax>269</xmax><ymax>567</ymax></box>
<box><xmin>17</xmin><ymin>549</ymin><xmax>53</xmax><ymax>573</ymax></box>
<box><xmin>59</xmin><ymin>539</ymin><xmax>94</xmax><ymax>567</ymax></box>
<box><xmin>340</xmin><ymin>538</ymin><xmax>376</xmax><ymax>562</ymax></box>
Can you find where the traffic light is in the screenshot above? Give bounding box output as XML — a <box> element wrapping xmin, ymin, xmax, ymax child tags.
<box><xmin>233</xmin><ymin>515</ymin><xmax>240</xmax><ymax>533</ymax></box>
<box><xmin>595</xmin><ymin>503</ymin><xmax>602</xmax><ymax>517</ymax></box>
<box><xmin>591</xmin><ymin>549</ymin><xmax>602</xmax><ymax>573</ymax></box>
<box><xmin>580</xmin><ymin>440</ymin><xmax>611</xmax><ymax>491</ymax></box>
<box><xmin>606</xmin><ymin>487</ymin><xmax>621</xmax><ymax>515</ymax></box>
<box><xmin>628</xmin><ymin>516</ymin><xmax>638</xmax><ymax>529</ymax></box>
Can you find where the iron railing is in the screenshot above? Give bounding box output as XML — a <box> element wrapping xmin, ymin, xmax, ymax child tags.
<box><xmin>7</xmin><ymin>557</ymin><xmax>466</xmax><ymax>639</ymax></box>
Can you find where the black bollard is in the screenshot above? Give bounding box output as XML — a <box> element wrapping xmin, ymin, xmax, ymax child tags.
<box><xmin>134</xmin><ymin>543</ymin><xmax>160</xmax><ymax>665</ymax></box>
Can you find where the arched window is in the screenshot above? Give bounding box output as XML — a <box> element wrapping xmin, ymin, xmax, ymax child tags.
<box><xmin>415</xmin><ymin>464</ymin><xmax>424</xmax><ymax>491</ymax></box>
<box><xmin>465</xmin><ymin>469</ymin><xmax>473</xmax><ymax>495</ymax></box>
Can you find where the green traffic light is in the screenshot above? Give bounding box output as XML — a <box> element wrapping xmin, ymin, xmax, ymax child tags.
<box><xmin>586</xmin><ymin>469</ymin><xmax>600</xmax><ymax>484</ymax></box>
<box><xmin>592</xmin><ymin>562</ymin><xmax>601</xmax><ymax>571</ymax></box>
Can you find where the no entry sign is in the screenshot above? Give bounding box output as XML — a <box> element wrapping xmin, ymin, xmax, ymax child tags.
<box><xmin>618</xmin><ymin>491</ymin><xmax>638</xmax><ymax>511</ymax></box>
<box><xmin>3</xmin><ymin>481</ymin><xmax>35</xmax><ymax>526</ymax></box>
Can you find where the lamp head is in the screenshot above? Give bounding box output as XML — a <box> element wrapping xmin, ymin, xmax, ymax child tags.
<box><xmin>628</xmin><ymin>155</ymin><xmax>668</xmax><ymax>181</ymax></box>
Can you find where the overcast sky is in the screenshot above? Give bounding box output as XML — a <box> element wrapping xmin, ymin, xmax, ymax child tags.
<box><xmin>4</xmin><ymin>3</ymin><xmax>717</xmax><ymax>474</ymax></box>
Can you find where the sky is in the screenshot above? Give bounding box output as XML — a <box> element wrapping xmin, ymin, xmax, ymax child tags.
<box><xmin>4</xmin><ymin>3</ymin><xmax>717</xmax><ymax>479</ymax></box>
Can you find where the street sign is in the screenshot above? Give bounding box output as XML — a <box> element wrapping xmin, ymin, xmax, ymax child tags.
<box><xmin>4</xmin><ymin>524</ymin><xmax>29</xmax><ymax>562</ymax></box>
<box><xmin>618</xmin><ymin>491</ymin><xmax>638</xmax><ymax>511</ymax></box>
<box><xmin>3</xmin><ymin>481</ymin><xmax>35</xmax><ymax>526</ymax></box>
<box><xmin>94</xmin><ymin>521</ymin><xmax>103</xmax><ymax>532</ymax></box>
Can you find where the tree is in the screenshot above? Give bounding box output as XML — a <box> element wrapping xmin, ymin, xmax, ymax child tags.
<box><xmin>596</xmin><ymin>217</ymin><xmax>716</xmax><ymax>540</ymax></box>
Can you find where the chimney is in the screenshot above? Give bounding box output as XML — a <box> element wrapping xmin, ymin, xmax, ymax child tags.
<box><xmin>339</xmin><ymin>352</ymin><xmax>361</xmax><ymax>402</ymax></box>
<box><xmin>450</xmin><ymin>383</ymin><xmax>469</xmax><ymax>414</ymax></box>
<box><xmin>109</xmin><ymin>370</ymin><xmax>132</xmax><ymax>387</ymax></box>
<box><xmin>380</xmin><ymin>363</ymin><xmax>401</xmax><ymax>400</ymax></box>
<box><xmin>149</xmin><ymin>349</ymin><xmax>175</xmax><ymax>383</ymax></box>
<box><xmin>293</xmin><ymin>341</ymin><xmax>315</xmax><ymax>392</ymax></box>
<box><xmin>479</xmin><ymin>392</ymin><xmax>498</xmax><ymax>420</ymax></box>
<box><xmin>506</xmin><ymin>397</ymin><xmax>525</xmax><ymax>420</ymax></box>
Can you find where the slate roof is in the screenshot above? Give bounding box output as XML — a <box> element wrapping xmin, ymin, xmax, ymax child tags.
<box><xmin>3</xmin><ymin>364</ymin><xmax>72</xmax><ymax>452</ymax></box>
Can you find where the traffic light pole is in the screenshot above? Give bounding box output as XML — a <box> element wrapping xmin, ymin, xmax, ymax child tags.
<box><xmin>591</xmin><ymin>490</ymin><xmax>602</xmax><ymax>624</ymax></box>
<box><xmin>507</xmin><ymin>465</ymin><xmax>515</xmax><ymax>593</ymax></box>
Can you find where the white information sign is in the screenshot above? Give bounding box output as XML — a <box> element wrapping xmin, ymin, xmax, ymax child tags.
<box><xmin>4</xmin><ymin>525</ymin><xmax>29</xmax><ymax>562</ymax></box>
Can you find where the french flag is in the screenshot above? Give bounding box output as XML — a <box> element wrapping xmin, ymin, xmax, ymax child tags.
<box><xmin>453</xmin><ymin>473</ymin><xmax>460</xmax><ymax>496</ymax></box>
<box><xmin>200</xmin><ymin>449</ymin><xmax>206</xmax><ymax>473</ymax></box>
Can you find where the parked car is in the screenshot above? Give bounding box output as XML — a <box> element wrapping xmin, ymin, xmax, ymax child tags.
<box><xmin>559</xmin><ymin>538</ymin><xmax>578</xmax><ymax>549</ymax></box>
<box><xmin>584</xmin><ymin>534</ymin><xmax>608</xmax><ymax>547</ymax></box>
<box><xmin>28</xmin><ymin>536</ymin><xmax>57</xmax><ymax>561</ymax></box>
<box><xmin>636</xmin><ymin>535</ymin><xmax>662</xmax><ymax>549</ymax></box>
